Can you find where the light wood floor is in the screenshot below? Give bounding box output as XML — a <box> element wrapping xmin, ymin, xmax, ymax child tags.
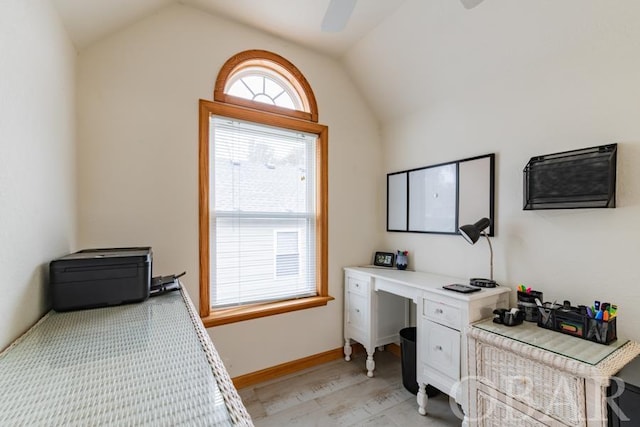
<box><xmin>237</xmin><ymin>350</ymin><xmax>462</xmax><ymax>426</ymax></box>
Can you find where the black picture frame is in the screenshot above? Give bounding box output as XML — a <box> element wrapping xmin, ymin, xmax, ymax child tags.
<box><xmin>373</xmin><ymin>251</ymin><xmax>395</xmax><ymax>268</ymax></box>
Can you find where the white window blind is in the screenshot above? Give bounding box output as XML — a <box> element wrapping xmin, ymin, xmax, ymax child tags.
<box><xmin>275</xmin><ymin>230</ymin><xmax>300</xmax><ymax>278</ymax></box>
<box><xmin>210</xmin><ymin>116</ymin><xmax>317</xmax><ymax>308</ymax></box>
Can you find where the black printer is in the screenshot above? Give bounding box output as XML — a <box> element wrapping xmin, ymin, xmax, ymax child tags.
<box><xmin>50</xmin><ymin>247</ymin><xmax>152</xmax><ymax>311</ymax></box>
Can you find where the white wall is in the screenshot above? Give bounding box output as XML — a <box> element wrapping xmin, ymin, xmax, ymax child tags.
<box><xmin>0</xmin><ymin>0</ymin><xmax>76</xmax><ymax>349</ymax></box>
<box><xmin>345</xmin><ymin>0</ymin><xmax>640</xmax><ymax>340</ymax></box>
<box><xmin>76</xmin><ymin>4</ymin><xmax>382</xmax><ymax>376</ymax></box>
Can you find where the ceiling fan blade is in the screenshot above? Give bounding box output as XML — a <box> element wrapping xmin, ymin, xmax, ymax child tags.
<box><xmin>321</xmin><ymin>0</ymin><xmax>357</xmax><ymax>32</ymax></box>
<box><xmin>460</xmin><ymin>0</ymin><xmax>485</xmax><ymax>9</ymax></box>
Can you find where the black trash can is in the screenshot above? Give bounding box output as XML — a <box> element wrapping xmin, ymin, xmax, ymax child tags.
<box><xmin>399</xmin><ymin>327</ymin><xmax>439</xmax><ymax>397</ymax></box>
<box><xmin>608</xmin><ymin>355</ymin><xmax>640</xmax><ymax>426</ymax></box>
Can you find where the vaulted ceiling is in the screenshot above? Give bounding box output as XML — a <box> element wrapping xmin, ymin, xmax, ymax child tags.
<box><xmin>51</xmin><ymin>0</ymin><xmax>640</xmax><ymax>123</ymax></box>
<box><xmin>51</xmin><ymin>0</ymin><xmax>406</xmax><ymax>57</ymax></box>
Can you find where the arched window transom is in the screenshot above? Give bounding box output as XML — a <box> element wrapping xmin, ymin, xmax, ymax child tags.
<box><xmin>226</xmin><ymin>66</ymin><xmax>302</xmax><ymax>110</ymax></box>
<box><xmin>214</xmin><ymin>50</ymin><xmax>318</xmax><ymax>122</ymax></box>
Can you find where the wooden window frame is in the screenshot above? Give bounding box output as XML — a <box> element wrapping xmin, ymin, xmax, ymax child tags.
<box><xmin>199</xmin><ymin>51</ymin><xmax>330</xmax><ymax>327</ymax></box>
<box><xmin>214</xmin><ymin>50</ymin><xmax>319</xmax><ymax>123</ymax></box>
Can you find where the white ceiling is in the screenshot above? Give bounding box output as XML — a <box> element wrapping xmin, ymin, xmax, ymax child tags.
<box><xmin>51</xmin><ymin>0</ymin><xmax>407</xmax><ymax>56</ymax></box>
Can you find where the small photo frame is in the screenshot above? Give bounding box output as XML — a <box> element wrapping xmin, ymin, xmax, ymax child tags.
<box><xmin>373</xmin><ymin>251</ymin><xmax>395</xmax><ymax>268</ymax></box>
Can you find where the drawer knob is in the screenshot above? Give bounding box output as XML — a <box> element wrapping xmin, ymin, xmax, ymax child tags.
<box><xmin>355</xmin><ymin>309</ymin><xmax>360</xmax><ymax>313</ymax></box>
<box><xmin>356</xmin><ymin>284</ymin><xmax>360</xmax><ymax>288</ymax></box>
<box><xmin>435</xmin><ymin>345</ymin><xmax>443</xmax><ymax>351</ymax></box>
<box><xmin>435</xmin><ymin>308</ymin><xmax>444</xmax><ymax>314</ymax></box>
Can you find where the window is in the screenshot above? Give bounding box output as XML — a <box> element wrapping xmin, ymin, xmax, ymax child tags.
<box><xmin>226</xmin><ymin>68</ymin><xmax>302</xmax><ymax>110</ymax></box>
<box><xmin>275</xmin><ymin>231</ymin><xmax>300</xmax><ymax>278</ymax></box>
<box><xmin>210</xmin><ymin>117</ymin><xmax>316</xmax><ymax>307</ymax></box>
<box><xmin>199</xmin><ymin>50</ymin><xmax>330</xmax><ymax>327</ymax></box>
<box><xmin>213</xmin><ymin>49</ymin><xmax>318</xmax><ymax>122</ymax></box>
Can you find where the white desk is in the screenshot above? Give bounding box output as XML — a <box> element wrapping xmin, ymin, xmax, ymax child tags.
<box><xmin>343</xmin><ymin>267</ymin><xmax>509</xmax><ymax>419</ymax></box>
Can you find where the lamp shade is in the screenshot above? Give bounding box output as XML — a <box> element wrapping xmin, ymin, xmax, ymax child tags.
<box><xmin>459</xmin><ymin>217</ymin><xmax>491</xmax><ymax>244</ymax></box>
<box><xmin>460</xmin><ymin>0</ymin><xmax>485</xmax><ymax>9</ymax></box>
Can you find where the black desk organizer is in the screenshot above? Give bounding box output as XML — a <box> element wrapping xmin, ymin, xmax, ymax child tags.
<box><xmin>517</xmin><ymin>290</ymin><xmax>543</xmax><ymax>322</ymax></box>
<box><xmin>537</xmin><ymin>301</ymin><xmax>617</xmax><ymax>345</ymax></box>
<box><xmin>523</xmin><ymin>143</ymin><xmax>617</xmax><ymax>210</ymax></box>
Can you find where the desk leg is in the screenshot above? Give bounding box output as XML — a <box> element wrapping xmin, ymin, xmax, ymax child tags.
<box><xmin>417</xmin><ymin>383</ymin><xmax>428</xmax><ymax>415</ymax></box>
<box><xmin>366</xmin><ymin>349</ymin><xmax>375</xmax><ymax>377</ymax></box>
<box><xmin>344</xmin><ymin>339</ymin><xmax>352</xmax><ymax>361</ymax></box>
<box><xmin>343</xmin><ymin>339</ymin><xmax>375</xmax><ymax>377</ymax></box>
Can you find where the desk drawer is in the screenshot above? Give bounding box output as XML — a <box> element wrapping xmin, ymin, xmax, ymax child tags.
<box><xmin>424</xmin><ymin>299</ymin><xmax>461</xmax><ymax>330</ymax></box>
<box><xmin>422</xmin><ymin>321</ymin><xmax>460</xmax><ymax>379</ymax></box>
<box><xmin>346</xmin><ymin>292</ymin><xmax>368</xmax><ymax>332</ymax></box>
<box><xmin>477</xmin><ymin>389</ymin><xmax>553</xmax><ymax>427</ymax></box>
<box><xmin>347</xmin><ymin>276</ymin><xmax>369</xmax><ymax>296</ymax></box>
<box><xmin>476</xmin><ymin>342</ymin><xmax>585</xmax><ymax>426</ymax></box>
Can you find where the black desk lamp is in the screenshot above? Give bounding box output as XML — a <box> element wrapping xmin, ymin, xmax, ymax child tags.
<box><xmin>459</xmin><ymin>217</ymin><xmax>497</xmax><ymax>287</ymax></box>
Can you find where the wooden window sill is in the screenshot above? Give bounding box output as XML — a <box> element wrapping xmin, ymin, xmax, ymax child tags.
<box><xmin>201</xmin><ymin>295</ymin><xmax>334</xmax><ymax>327</ymax></box>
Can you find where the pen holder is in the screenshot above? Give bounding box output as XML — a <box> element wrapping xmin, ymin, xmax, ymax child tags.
<box><xmin>517</xmin><ymin>290</ymin><xmax>543</xmax><ymax>322</ymax></box>
<box><xmin>586</xmin><ymin>317</ymin><xmax>617</xmax><ymax>345</ymax></box>
<box><xmin>536</xmin><ymin>301</ymin><xmax>618</xmax><ymax>345</ymax></box>
<box><xmin>553</xmin><ymin>308</ymin><xmax>587</xmax><ymax>338</ymax></box>
<box><xmin>536</xmin><ymin>301</ymin><xmax>559</xmax><ymax>330</ymax></box>
<box><xmin>396</xmin><ymin>254</ymin><xmax>407</xmax><ymax>270</ymax></box>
